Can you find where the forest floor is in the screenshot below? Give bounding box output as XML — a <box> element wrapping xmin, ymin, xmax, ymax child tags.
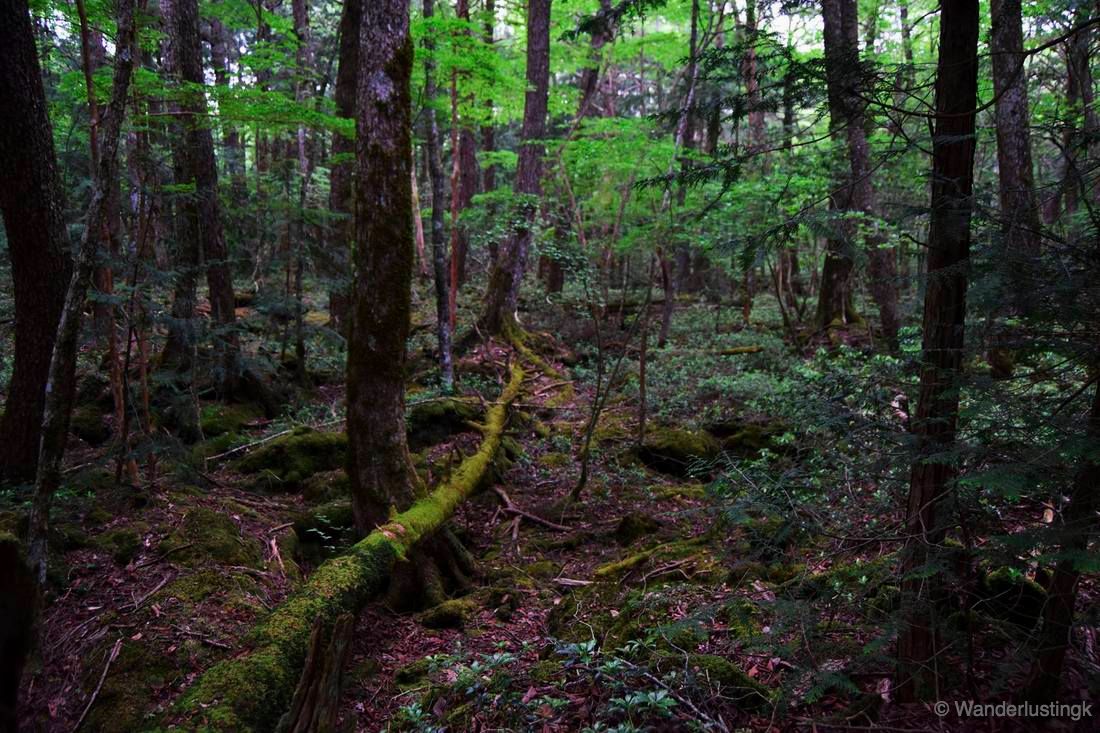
<box><xmin>11</xmin><ymin>291</ymin><xmax>1098</xmax><ymax>732</ymax></box>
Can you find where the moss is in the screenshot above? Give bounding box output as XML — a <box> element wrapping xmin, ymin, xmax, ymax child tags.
<box><xmin>669</xmin><ymin>654</ymin><xmax>771</xmax><ymax>709</ymax></box>
<box><xmin>394</xmin><ymin>657</ymin><xmax>432</xmax><ymax>687</ymax></box>
<box><xmin>594</xmin><ymin>537</ymin><xmax>708</xmax><ymax>578</ymax></box>
<box><xmin>634</xmin><ymin>426</ymin><xmax>719</xmax><ymax>476</ymax></box>
<box><xmin>156</xmin><ymin>570</ymin><xmax>260</xmax><ymax>606</ymax></box>
<box><xmin>524</xmin><ymin>560</ymin><xmax>561</xmax><ymax>579</ymax></box>
<box><xmin>236</xmin><ymin>427</ymin><xmax>348</xmax><ymax>490</ymax></box>
<box><xmin>717</xmin><ymin>598</ymin><xmax>764</xmax><ymax>638</ymax></box>
<box><xmin>157</xmin><ymin>507</ymin><xmax>263</xmax><ymax>568</ymax></box>
<box><xmin>651</xmin><ymin>483</ymin><xmax>706</xmax><ymax>501</ymax></box>
<box><xmin>528</xmin><ymin>659</ymin><xmax>561</xmax><ymax>683</ymax></box>
<box><xmin>93</xmin><ymin>525</ymin><xmax>148</xmax><ymax>566</ymax></box>
<box><xmin>293</xmin><ymin>500</ymin><xmax>357</xmax><ymax>565</ymax></box>
<box><xmin>71</xmin><ymin>404</ymin><xmax>110</xmax><ymax>446</ymax></box>
<box><xmin>418</xmin><ymin>597</ymin><xmax>479</xmax><ymax>629</ymax></box>
<box><xmin>81</xmin><ymin>639</ymin><xmax>175</xmax><ymax>733</ymax></box>
<box><xmin>406</xmin><ymin>397</ymin><xmax>482</xmax><ymax>451</ymax></box>
<box><xmin>301</xmin><ymin>470</ymin><xmax>350</xmax><ymax>504</ymax></box>
<box><xmin>537</xmin><ymin>451</ymin><xmax>571</xmax><ymax>469</ymax></box>
<box><xmin>614</xmin><ymin>513</ymin><xmax>661</xmax><ymax>546</ymax></box>
<box><xmin>200</xmin><ymin>402</ymin><xmax>264</xmax><ymax>438</ymax></box>
<box><xmin>978</xmin><ymin>567</ymin><xmax>1047</xmax><ymax>628</ymax></box>
<box><xmin>797</xmin><ymin>553</ymin><xmax>897</xmax><ymax>600</ymax></box>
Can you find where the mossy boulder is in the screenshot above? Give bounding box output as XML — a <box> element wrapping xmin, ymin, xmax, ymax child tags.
<box><xmin>706</xmin><ymin>418</ymin><xmax>790</xmax><ymax>456</ymax></box>
<box><xmin>537</xmin><ymin>451</ymin><xmax>571</xmax><ymax>469</ymax></box>
<box><xmin>292</xmin><ymin>500</ymin><xmax>358</xmax><ymax>565</ymax></box>
<box><xmin>157</xmin><ymin>507</ymin><xmax>263</xmax><ymax>568</ymax></box>
<box><xmin>71</xmin><ymin>404</ymin><xmax>110</xmax><ymax>446</ymax></box>
<box><xmin>93</xmin><ymin>525</ymin><xmax>147</xmax><ymax>566</ymax></box>
<box><xmin>236</xmin><ymin>427</ymin><xmax>347</xmax><ymax>490</ymax></box>
<box><xmin>614</xmin><ymin>513</ymin><xmax>661</xmax><ymax>546</ymax></box>
<box><xmin>394</xmin><ymin>657</ymin><xmax>432</xmax><ymax>688</ymax></box>
<box><xmin>664</xmin><ymin>653</ymin><xmax>771</xmax><ymax>709</ymax></box>
<box><xmin>81</xmin><ymin>639</ymin><xmax>175</xmax><ymax>732</ymax></box>
<box><xmin>406</xmin><ymin>397</ymin><xmax>482</xmax><ymax>451</ymax></box>
<box><xmin>977</xmin><ymin>567</ymin><xmax>1047</xmax><ymax>628</ymax></box>
<box><xmin>523</xmin><ymin>560</ymin><xmax>561</xmax><ymax>579</ymax></box>
<box><xmin>418</xmin><ymin>597</ymin><xmax>479</xmax><ymax>629</ymax></box>
<box><xmin>634</xmin><ymin>426</ymin><xmax>719</xmax><ymax>476</ymax></box>
<box><xmin>300</xmin><ymin>470</ymin><xmax>350</xmax><ymax>504</ymax></box>
<box><xmin>200</xmin><ymin>402</ymin><xmax>264</xmax><ymax>438</ymax></box>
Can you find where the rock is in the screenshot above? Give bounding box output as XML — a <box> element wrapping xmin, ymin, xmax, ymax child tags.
<box><xmin>70</xmin><ymin>404</ymin><xmax>110</xmax><ymax>446</ymax></box>
<box><xmin>156</xmin><ymin>507</ymin><xmax>263</xmax><ymax>568</ymax></box>
<box><xmin>235</xmin><ymin>427</ymin><xmax>347</xmax><ymax>490</ymax></box>
<box><xmin>199</xmin><ymin>403</ymin><xmax>264</xmax><ymax>438</ymax></box>
<box><xmin>418</xmin><ymin>597</ymin><xmax>479</xmax><ymax>629</ymax></box>
<box><xmin>978</xmin><ymin>567</ymin><xmax>1047</xmax><ymax>628</ymax></box>
<box><xmin>634</xmin><ymin>426</ymin><xmax>720</xmax><ymax>476</ymax></box>
<box><xmin>614</xmin><ymin>513</ymin><xmax>661</xmax><ymax>546</ymax></box>
<box><xmin>406</xmin><ymin>397</ymin><xmax>482</xmax><ymax>451</ymax></box>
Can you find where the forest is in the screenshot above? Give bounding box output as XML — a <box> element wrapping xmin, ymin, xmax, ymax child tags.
<box><xmin>1</xmin><ymin>0</ymin><xmax>1098</xmax><ymax>729</ymax></box>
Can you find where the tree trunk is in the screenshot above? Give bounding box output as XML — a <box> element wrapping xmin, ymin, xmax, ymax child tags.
<box><xmin>327</xmin><ymin>0</ymin><xmax>359</xmax><ymax>332</ymax></box>
<box><xmin>1024</xmin><ymin>376</ymin><xmax>1100</xmax><ymax>701</ymax></box>
<box><xmin>448</xmin><ymin>0</ymin><xmax>480</xmax><ymax>298</ymax></box>
<box><xmin>481</xmin><ymin>0</ymin><xmax>498</xmax><ymax>266</ymax></box>
<box><xmin>895</xmin><ymin>0</ymin><xmax>979</xmax><ymax>703</ymax></box>
<box><xmin>0</xmin><ymin>0</ymin><xmax>74</xmax><ymax>484</ymax></box>
<box><xmin>480</xmin><ymin>0</ymin><xmax>551</xmax><ymax>337</ymax></box>
<box><xmin>26</xmin><ymin>0</ymin><xmax>137</xmax><ymax>582</ymax></box>
<box><xmin>424</xmin><ymin>0</ymin><xmax>455</xmax><ymax>393</ymax></box>
<box><xmin>347</xmin><ymin>0</ymin><xmax>420</xmax><ymax>532</ymax></box>
<box><xmin>822</xmin><ymin>0</ymin><xmax>898</xmax><ymax>347</ymax></box>
<box><xmin>163</xmin><ymin>0</ymin><xmax>239</xmax><ymax>393</ymax></box>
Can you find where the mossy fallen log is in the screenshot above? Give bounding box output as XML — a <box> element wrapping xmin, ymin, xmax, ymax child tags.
<box><xmin>164</xmin><ymin>363</ymin><xmax>524</xmax><ymax>731</ymax></box>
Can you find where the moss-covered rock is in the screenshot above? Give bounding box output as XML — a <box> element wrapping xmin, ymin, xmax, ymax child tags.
<box><xmin>394</xmin><ymin>657</ymin><xmax>432</xmax><ymax>688</ymax></box>
<box><xmin>157</xmin><ymin>507</ymin><xmax>263</xmax><ymax>568</ymax></box>
<box><xmin>236</xmin><ymin>427</ymin><xmax>347</xmax><ymax>490</ymax></box>
<box><xmin>634</xmin><ymin>426</ymin><xmax>719</xmax><ymax>476</ymax></box>
<box><xmin>666</xmin><ymin>653</ymin><xmax>771</xmax><ymax>709</ymax></box>
<box><xmin>93</xmin><ymin>525</ymin><xmax>147</xmax><ymax>566</ymax></box>
<box><xmin>524</xmin><ymin>560</ymin><xmax>561</xmax><ymax>579</ymax></box>
<box><xmin>81</xmin><ymin>639</ymin><xmax>175</xmax><ymax>732</ymax></box>
<box><xmin>537</xmin><ymin>451</ymin><xmax>571</xmax><ymax>469</ymax></box>
<box><xmin>292</xmin><ymin>500</ymin><xmax>357</xmax><ymax>565</ymax></box>
<box><xmin>977</xmin><ymin>567</ymin><xmax>1047</xmax><ymax>628</ymax></box>
<box><xmin>300</xmin><ymin>470</ymin><xmax>350</xmax><ymax>504</ymax></box>
<box><xmin>406</xmin><ymin>397</ymin><xmax>482</xmax><ymax>451</ymax></box>
<box><xmin>200</xmin><ymin>402</ymin><xmax>264</xmax><ymax>438</ymax></box>
<box><xmin>614</xmin><ymin>513</ymin><xmax>661</xmax><ymax>546</ymax></box>
<box><xmin>71</xmin><ymin>404</ymin><xmax>110</xmax><ymax>446</ymax></box>
<box><xmin>418</xmin><ymin>597</ymin><xmax>479</xmax><ymax>629</ymax></box>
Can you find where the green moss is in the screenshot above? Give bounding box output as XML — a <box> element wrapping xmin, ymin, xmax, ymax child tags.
<box><xmin>594</xmin><ymin>537</ymin><xmax>708</xmax><ymax>578</ymax></box>
<box><xmin>978</xmin><ymin>567</ymin><xmax>1047</xmax><ymax>628</ymax></box>
<box><xmin>81</xmin><ymin>640</ymin><xmax>174</xmax><ymax>732</ymax></box>
<box><xmin>301</xmin><ymin>470</ymin><xmax>350</xmax><ymax>504</ymax></box>
<box><xmin>634</xmin><ymin>426</ymin><xmax>719</xmax><ymax>476</ymax></box>
<box><xmin>717</xmin><ymin>598</ymin><xmax>764</xmax><ymax>637</ymax></box>
<box><xmin>613</xmin><ymin>513</ymin><xmax>661</xmax><ymax>546</ymax></box>
<box><xmin>418</xmin><ymin>597</ymin><xmax>479</xmax><ymax>629</ymax></box>
<box><xmin>200</xmin><ymin>403</ymin><xmax>264</xmax><ymax>438</ymax></box>
<box><xmin>524</xmin><ymin>560</ymin><xmax>561</xmax><ymax>579</ymax></box>
<box><xmin>536</xmin><ymin>451</ymin><xmax>570</xmax><ymax>469</ymax></box>
<box><xmin>93</xmin><ymin>525</ymin><xmax>148</xmax><ymax>566</ymax></box>
<box><xmin>157</xmin><ymin>507</ymin><xmax>263</xmax><ymax>568</ymax></box>
<box><xmin>236</xmin><ymin>427</ymin><xmax>347</xmax><ymax>490</ymax></box>
<box><xmin>293</xmin><ymin>500</ymin><xmax>357</xmax><ymax>565</ymax></box>
<box><xmin>71</xmin><ymin>404</ymin><xmax>110</xmax><ymax>446</ymax></box>
<box><xmin>528</xmin><ymin>659</ymin><xmax>561</xmax><ymax>683</ymax></box>
<box><xmin>406</xmin><ymin>397</ymin><xmax>482</xmax><ymax>450</ymax></box>
<box><xmin>651</xmin><ymin>483</ymin><xmax>706</xmax><ymax>501</ymax></box>
<box><xmin>394</xmin><ymin>657</ymin><xmax>432</xmax><ymax>687</ymax></box>
<box><xmin>669</xmin><ymin>654</ymin><xmax>771</xmax><ymax>708</ymax></box>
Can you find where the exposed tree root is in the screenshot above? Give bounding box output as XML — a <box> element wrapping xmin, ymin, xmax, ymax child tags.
<box><xmin>167</xmin><ymin>362</ymin><xmax>525</xmax><ymax>731</ymax></box>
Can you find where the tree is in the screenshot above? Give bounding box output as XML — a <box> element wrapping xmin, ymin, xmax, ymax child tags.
<box><xmin>896</xmin><ymin>0</ymin><xmax>980</xmax><ymax>702</ymax></box>
<box><xmin>480</xmin><ymin>0</ymin><xmax>552</xmax><ymax>337</ymax></box>
<box><xmin>162</xmin><ymin>0</ymin><xmax>239</xmax><ymax>393</ymax></box>
<box><xmin>327</xmin><ymin>0</ymin><xmax>360</xmax><ymax>332</ymax></box>
<box><xmin>0</xmin><ymin>0</ymin><xmax>73</xmax><ymax>484</ymax></box>
<box><xmin>820</xmin><ymin>0</ymin><xmax>899</xmax><ymax>347</ymax></box>
<box><xmin>424</xmin><ymin>0</ymin><xmax>455</xmax><ymax>392</ymax></box>
<box><xmin>27</xmin><ymin>0</ymin><xmax>138</xmax><ymax>581</ymax></box>
<box><xmin>346</xmin><ymin>0</ymin><xmax>420</xmax><ymax>532</ymax></box>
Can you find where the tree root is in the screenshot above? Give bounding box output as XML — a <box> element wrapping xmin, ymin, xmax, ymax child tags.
<box><xmin>167</xmin><ymin>362</ymin><xmax>525</xmax><ymax>731</ymax></box>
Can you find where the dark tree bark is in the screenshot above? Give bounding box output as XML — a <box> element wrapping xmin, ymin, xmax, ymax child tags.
<box><xmin>327</xmin><ymin>0</ymin><xmax>359</xmax><ymax>332</ymax></box>
<box><xmin>162</xmin><ymin>0</ymin><xmax>238</xmax><ymax>394</ymax></box>
<box><xmin>896</xmin><ymin>0</ymin><xmax>979</xmax><ymax>703</ymax></box>
<box><xmin>481</xmin><ymin>0</ymin><xmax>498</xmax><ymax>265</ymax></box>
<box><xmin>209</xmin><ymin>18</ymin><xmax>248</xmax><ymax>202</ymax></box>
<box><xmin>346</xmin><ymin>0</ymin><xmax>420</xmax><ymax>532</ymax></box>
<box><xmin>820</xmin><ymin>0</ymin><xmax>898</xmax><ymax>347</ymax></box>
<box><xmin>991</xmin><ymin>0</ymin><xmax>1041</xmax><ymax>258</ymax></box>
<box><xmin>0</xmin><ymin>0</ymin><xmax>73</xmax><ymax>484</ymax></box>
<box><xmin>27</xmin><ymin>0</ymin><xmax>137</xmax><ymax>581</ymax></box>
<box><xmin>1025</xmin><ymin>376</ymin><xmax>1100</xmax><ymax>701</ymax></box>
<box><xmin>448</xmin><ymin>0</ymin><xmax>480</xmax><ymax>298</ymax></box>
<box><xmin>480</xmin><ymin>0</ymin><xmax>552</xmax><ymax>337</ymax></box>
<box><xmin>424</xmin><ymin>0</ymin><xmax>455</xmax><ymax>392</ymax></box>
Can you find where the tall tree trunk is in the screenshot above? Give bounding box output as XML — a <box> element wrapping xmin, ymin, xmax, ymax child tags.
<box><xmin>481</xmin><ymin>0</ymin><xmax>498</xmax><ymax>266</ymax></box>
<box><xmin>448</xmin><ymin>0</ymin><xmax>480</xmax><ymax>301</ymax></box>
<box><xmin>0</xmin><ymin>0</ymin><xmax>74</xmax><ymax>484</ymax></box>
<box><xmin>895</xmin><ymin>0</ymin><xmax>979</xmax><ymax>703</ymax></box>
<box><xmin>823</xmin><ymin>0</ymin><xmax>898</xmax><ymax>347</ymax></box>
<box><xmin>327</xmin><ymin>0</ymin><xmax>359</xmax><ymax>332</ymax></box>
<box><xmin>163</xmin><ymin>0</ymin><xmax>239</xmax><ymax>394</ymax></box>
<box><xmin>1024</xmin><ymin>375</ymin><xmax>1100</xmax><ymax>701</ymax></box>
<box><xmin>480</xmin><ymin>0</ymin><xmax>551</xmax><ymax>337</ymax></box>
<box><xmin>347</xmin><ymin>0</ymin><xmax>420</xmax><ymax>531</ymax></box>
<box><xmin>27</xmin><ymin>0</ymin><xmax>137</xmax><ymax>581</ymax></box>
<box><xmin>424</xmin><ymin>0</ymin><xmax>455</xmax><ymax>393</ymax></box>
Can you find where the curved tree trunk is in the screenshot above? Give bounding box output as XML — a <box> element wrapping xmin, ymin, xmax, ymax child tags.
<box><xmin>0</xmin><ymin>0</ymin><xmax>73</xmax><ymax>484</ymax></box>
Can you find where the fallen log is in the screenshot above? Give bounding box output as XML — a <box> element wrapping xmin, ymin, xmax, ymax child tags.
<box><xmin>166</xmin><ymin>363</ymin><xmax>524</xmax><ymax>731</ymax></box>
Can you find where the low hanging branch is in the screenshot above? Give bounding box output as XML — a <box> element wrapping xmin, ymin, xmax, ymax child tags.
<box><xmin>168</xmin><ymin>363</ymin><xmax>524</xmax><ymax>731</ymax></box>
